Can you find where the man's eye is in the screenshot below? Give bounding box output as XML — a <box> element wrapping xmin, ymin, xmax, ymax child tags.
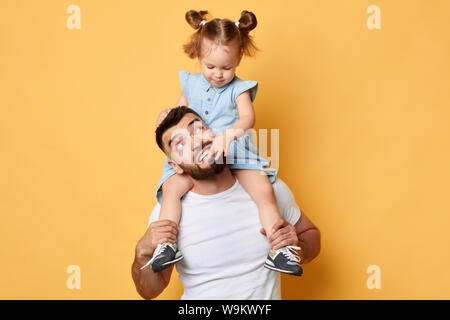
<box><xmin>176</xmin><ymin>141</ymin><xmax>185</xmax><ymax>151</ymax></box>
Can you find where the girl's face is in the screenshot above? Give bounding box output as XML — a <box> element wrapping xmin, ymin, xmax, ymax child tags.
<box><xmin>199</xmin><ymin>39</ymin><xmax>241</xmax><ymax>88</ymax></box>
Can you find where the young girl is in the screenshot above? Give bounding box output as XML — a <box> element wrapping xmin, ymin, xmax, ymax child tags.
<box><xmin>142</xmin><ymin>10</ymin><xmax>302</xmax><ymax>276</ymax></box>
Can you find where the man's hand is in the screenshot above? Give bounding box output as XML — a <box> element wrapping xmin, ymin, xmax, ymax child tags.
<box><xmin>260</xmin><ymin>219</ymin><xmax>298</xmax><ymax>250</ymax></box>
<box><xmin>260</xmin><ymin>213</ymin><xmax>321</xmax><ymax>265</ymax></box>
<box><xmin>132</xmin><ymin>219</ymin><xmax>178</xmax><ymax>300</ymax></box>
<box><xmin>135</xmin><ymin>220</ymin><xmax>178</xmax><ymax>267</ymax></box>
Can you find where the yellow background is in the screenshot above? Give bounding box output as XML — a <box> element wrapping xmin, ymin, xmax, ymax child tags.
<box><xmin>1</xmin><ymin>0</ymin><xmax>449</xmax><ymax>299</ymax></box>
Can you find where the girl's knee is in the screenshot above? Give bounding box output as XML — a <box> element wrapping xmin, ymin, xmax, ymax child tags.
<box><xmin>162</xmin><ymin>174</ymin><xmax>193</xmax><ymax>197</ymax></box>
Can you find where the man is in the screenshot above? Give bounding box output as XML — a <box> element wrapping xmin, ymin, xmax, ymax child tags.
<box><xmin>131</xmin><ymin>107</ymin><xmax>321</xmax><ymax>299</ymax></box>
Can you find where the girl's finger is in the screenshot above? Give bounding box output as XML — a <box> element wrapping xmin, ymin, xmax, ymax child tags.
<box><xmin>224</xmin><ymin>143</ymin><xmax>229</xmax><ymax>157</ymax></box>
<box><xmin>205</xmin><ymin>148</ymin><xmax>216</xmax><ymax>162</ymax></box>
<box><xmin>215</xmin><ymin>149</ymin><xmax>222</xmax><ymax>161</ymax></box>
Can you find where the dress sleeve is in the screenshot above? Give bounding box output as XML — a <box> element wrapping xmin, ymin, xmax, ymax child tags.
<box><xmin>231</xmin><ymin>78</ymin><xmax>258</xmax><ymax>103</ymax></box>
<box><xmin>272</xmin><ymin>178</ymin><xmax>301</xmax><ymax>226</ymax></box>
<box><xmin>178</xmin><ymin>70</ymin><xmax>190</xmax><ymax>98</ymax></box>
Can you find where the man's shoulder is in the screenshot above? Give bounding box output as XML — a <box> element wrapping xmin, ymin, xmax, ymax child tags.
<box><xmin>272</xmin><ymin>178</ymin><xmax>292</xmax><ymax>201</ymax></box>
<box><xmin>148</xmin><ymin>203</ymin><xmax>161</xmax><ymax>227</ymax></box>
<box><xmin>272</xmin><ymin>178</ymin><xmax>302</xmax><ymax>225</ymax></box>
<box><xmin>148</xmin><ymin>178</ymin><xmax>301</xmax><ymax>226</ymax></box>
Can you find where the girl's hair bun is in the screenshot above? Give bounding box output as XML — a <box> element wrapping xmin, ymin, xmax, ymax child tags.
<box><xmin>236</xmin><ymin>10</ymin><xmax>257</xmax><ymax>33</ymax></box>
<box><xmin>183</xmin><ymin>9</ymin><xmax>259</xmax><ymax>59</ymax></box>
<box><xmin>185</xmin><ymin>10</ymin><xmax>208</xmax><ymax>29</ymax></box>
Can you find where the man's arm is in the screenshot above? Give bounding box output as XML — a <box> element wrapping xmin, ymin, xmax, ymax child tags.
<box><xmin>293</xmin><ymin>212</ymin><xmax>321</xmax><ymax>264</ymax></box>
<box><xmin>268</xmin><ymin>179</ymin><xmax>321</xmax><ymax>264</ymax></box>
<box><xmin>131</xmin><ymin>219</ymin><xmax>178</xmax><ymax>299</ymax></box>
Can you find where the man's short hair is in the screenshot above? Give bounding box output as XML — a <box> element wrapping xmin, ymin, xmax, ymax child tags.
<box><xmin>155</xmin><ymin>106</ymin><xmax>202</xmax><ymax>152</ymax></box>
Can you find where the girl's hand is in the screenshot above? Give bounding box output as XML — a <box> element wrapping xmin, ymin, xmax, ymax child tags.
<box><xmin>207</xmin><ymin>134</ymin><xmax>226</xmax><ymax>162</ymax></box>
<box><xmin>156</xmin><ymin>108</ymin><xmax>172</xmax><ymax>127</ymax></box>
<box><xmin>222</xmin><ymin>130</ymin><xmax>238</xmax><ymax>158</ymax></box>
<box><xmin>207</xmin><ymin>131</ymin><xmax>237</xmax><ymax>161</ymax></box>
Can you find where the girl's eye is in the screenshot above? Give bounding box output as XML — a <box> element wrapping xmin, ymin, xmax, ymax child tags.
<box><xmin>207</xmin><ymin>66</ymin><xmax>214</xmax><ymax>69</ymax></box>
<box><xmin>195</xmin><ymin>126</ymin><xmax>202</xmax><ymax>133</ymax></box>
<box><xmin>223</xmin><ymin>67</ymin><xmax>232</xmax><ymax>70</ymax></box>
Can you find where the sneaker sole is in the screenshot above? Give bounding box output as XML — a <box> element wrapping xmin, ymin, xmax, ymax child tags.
<box><xmin>264</xmin><ymin>263</ymin><xmax>303</xmax><ymax>276</ymax></box>
<box><xmin>152</xmin><ymin>255</ymin><xmax>184</xmax><ymax>272</ymax></box>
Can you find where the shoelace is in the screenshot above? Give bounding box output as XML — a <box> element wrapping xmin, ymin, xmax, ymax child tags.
<box><xmin>280</xmin><ymin>246</ymin><xmax>301</xmax><ymax>263</ymax></box>
<box><xmin>139</xmin><ymin>243</ymin><xmax>167</xmax><ymax>270</ymax></box>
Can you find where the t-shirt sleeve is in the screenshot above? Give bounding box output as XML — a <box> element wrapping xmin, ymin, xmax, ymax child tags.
<box><xmin>148</xmin><ymin>203</ymin><xmax>161</xmax><ymax>227</ymax></box>
<box><xmin>178</xmin><ymin>70</ymin><xmax>190</xmax><ymax>98</ymax></box>
<box><xmin>231</xmin><ymin>78</ymin><xmax>258</xmax><ymax>103</ymax></box>
<box><xmin>272</xmin><ymin>179</ymin><xmax>301</xmax><ymax>226</ymax></box>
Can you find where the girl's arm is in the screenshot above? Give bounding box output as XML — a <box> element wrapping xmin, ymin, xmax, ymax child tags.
<box><xmin>214</xmin><ymin>90</ymin><xmax>255</xmax><ymax>158</ymax></box>
<box><xmin>175</xmin><ymin>92</ymin><xmax>188</xmax><ymax>107</ymax></box>
<box><xmin>229</xmin><ymin>90</ymin><xmax>255</xmax><ymax>133</ymax></box>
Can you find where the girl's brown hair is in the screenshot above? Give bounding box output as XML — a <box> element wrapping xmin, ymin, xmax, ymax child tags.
<box><xmin>183</xmin><ymin>10</ymin><xmax>258</xmax><ymax>59</ymax></box>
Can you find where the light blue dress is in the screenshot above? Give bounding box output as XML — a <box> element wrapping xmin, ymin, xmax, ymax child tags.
<box><xmin>155</xmin><ymin>70</ymin><xmax>277</xmax><ymax>203</ymax></box>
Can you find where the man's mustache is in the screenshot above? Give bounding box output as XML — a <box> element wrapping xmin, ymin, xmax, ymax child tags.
<box><xmin>193</xmin><ymin>140</ymin><xmax>213</xmax><ymax>164</ymax></box>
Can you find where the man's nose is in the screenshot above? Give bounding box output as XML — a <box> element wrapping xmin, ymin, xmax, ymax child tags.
<box><xmin>192</xmin><ymin>129</ymin><xmax>214</xmax><ymax>149</ymax></box>
<box><xmin>203</xmin><ymin>129</ymin><xmax>215</xmax><ymax>141</ymax></box>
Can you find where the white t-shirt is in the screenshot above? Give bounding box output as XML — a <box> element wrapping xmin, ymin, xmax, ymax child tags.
<box><xmin>148</xmin><ymin>178</ymin><xmax>301</xmax><ymax>300</ymax></box>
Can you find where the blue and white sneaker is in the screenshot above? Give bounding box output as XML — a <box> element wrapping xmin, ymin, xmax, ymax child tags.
<box><xmin>264</xmin><ymin>246</ymin><xmax>303</xmax><ymax>276</ymax></box>
<box><xmin>140</xmin><ymin>243</ymin><xmax>184</xmax><ymax>272</ymax></box>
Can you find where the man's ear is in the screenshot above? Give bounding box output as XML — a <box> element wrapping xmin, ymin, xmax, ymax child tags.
<box><xmin>168</xmin><ymin>159</ymin><xmax>184</xmax><ymax>175</ymax></box>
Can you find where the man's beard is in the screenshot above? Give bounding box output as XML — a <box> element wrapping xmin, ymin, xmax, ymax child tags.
<box><xmin>178</xmin><ymin>157</ymin><xmax>226</xmax><ymax>180</ymax></box>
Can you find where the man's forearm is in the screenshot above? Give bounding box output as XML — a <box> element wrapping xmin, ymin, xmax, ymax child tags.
<box><xmin>131</xmin><ymin>255</ymin><xmax>170</xmax><ymax>300</ymax></box>
<box><xmin>297</xmin><ymin>228</ymin><xmax>321</xmax><ymax>264</ymax></box>
<box><xmin>132</xmin><ymin>220</ymin><xmax>178</xmax><ymax>299</ymax></box>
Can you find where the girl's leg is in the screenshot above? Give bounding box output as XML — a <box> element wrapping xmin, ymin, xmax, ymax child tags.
<box><xmin>159</xmin><ymin>173</ymin><xmax>194</xmax><ymax>226</ymax></box>
<box><xmin>145</xmin><ymin>173</ymin><xmax>193</xmax><ymax>272</ymax></box>
<box><xmin>233</xmin><ymin>169</ymin><xmax>303</xmax><ymax>276</ymax></box>
<box><xmin>233</xmin><ymin>169</ymin><xmax>283</xmax><ymax>238</ymax></box>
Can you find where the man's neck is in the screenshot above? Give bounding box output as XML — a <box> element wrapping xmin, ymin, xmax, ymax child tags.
<box><xmin>190</xmin><ymin>166</ymin><xmax>236</xmax><ymax>196</ymax></box>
